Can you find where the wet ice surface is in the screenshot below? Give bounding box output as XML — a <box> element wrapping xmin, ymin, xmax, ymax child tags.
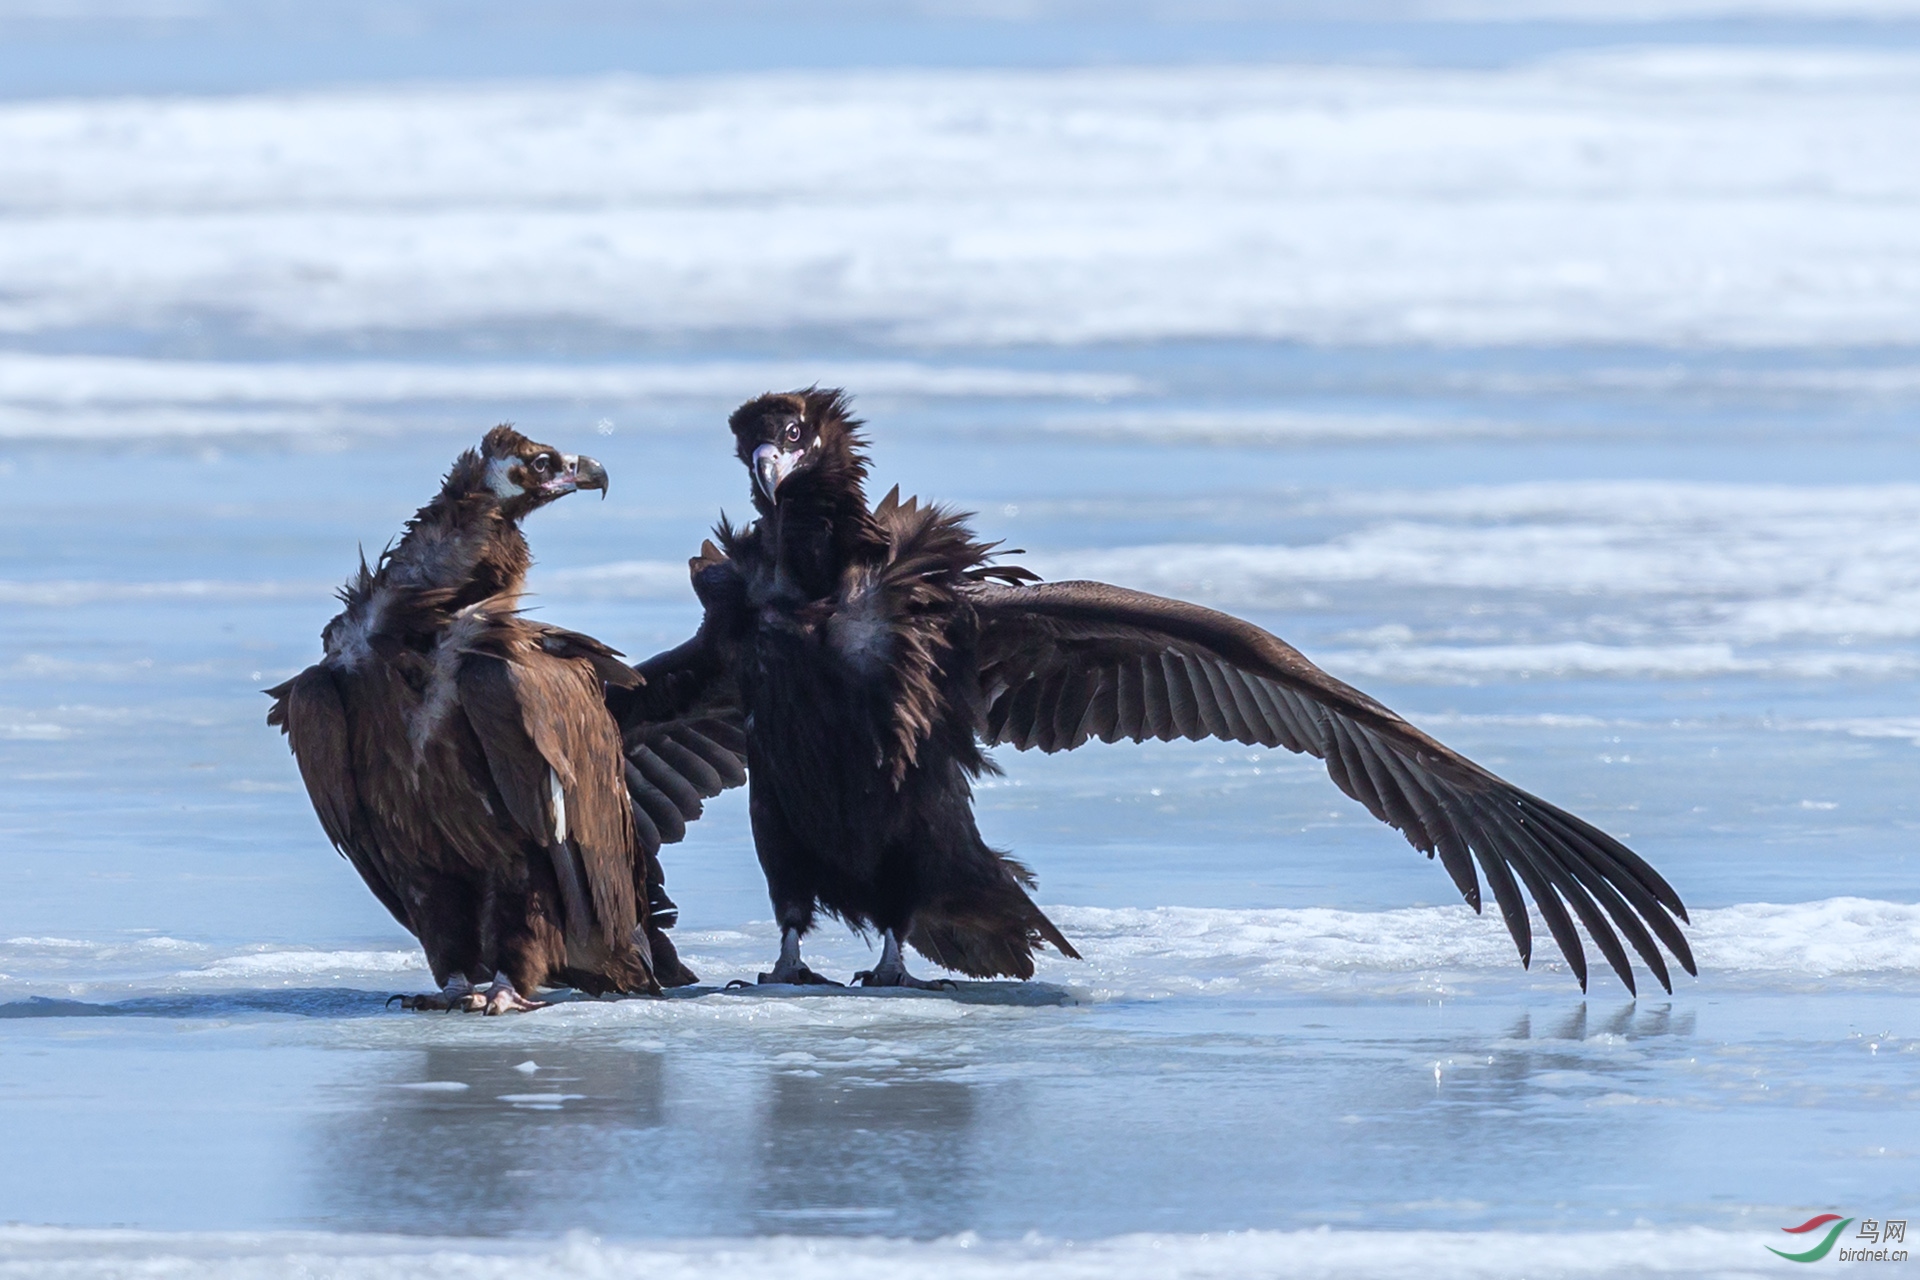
<box><xmin>4</xmin><ymin>5</ymin><xmax>1920</xmax><ymax>1278</ymax></box>
<box><xmin>1</xmin><ymin>912</ymin><xmax>1915</xmax><ymax>1245</ymax></box>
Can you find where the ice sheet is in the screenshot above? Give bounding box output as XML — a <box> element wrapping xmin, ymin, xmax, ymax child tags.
<box><xmin>9</xmin><ymin>898</ymin><xmax>1917</xmax><ymax>1006</ymax></box>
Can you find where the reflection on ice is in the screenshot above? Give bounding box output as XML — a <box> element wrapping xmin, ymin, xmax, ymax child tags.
<box><xmin>312</xmin><ymin>1046</ymin><xmax>669</xmax><ymax>1233</ymax></box>
<box><xmin>0</xmin><ymin>927</ymin><xmax>1909</xmax><ymax>1239</ymax></box>
<box><xmin>754</xmin><ymin>1069</ymin><xmax>982</xmax><ymax>1235</ymax></box>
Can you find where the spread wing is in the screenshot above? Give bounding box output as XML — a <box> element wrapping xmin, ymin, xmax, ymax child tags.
<box><xmin>606</xmin><ymin>630</ymin><xmax>748</xmax><ymax>863</ymax></box>
<box><xmin>969</xmin><ymin>580</ymin><xmax>1695</xmax><ymax>995</ymax></box>
<box><xmin>604</xmin><ymin>545</ymin><xmax>750</xmax><ymax>867</ymax></box>
<box><xmin>456</xmin><ymin>618</ymin><xmax>642</xmax><ymax>953</ymax></box>
<box><xmin>265</xmin><ymin>665</ymin><xmax>410</xmax><ymax>928</ymax></box>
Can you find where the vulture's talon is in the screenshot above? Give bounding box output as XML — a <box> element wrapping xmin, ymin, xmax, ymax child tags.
<box><xmin>756</xmin><ymin>966</ymin><xmax>843</xmax><ymax>987</ymax></box>
<box><xmin>851</xmin><ymin>931</ymin><xmax>953</xmax><ymax>989</ymax></box>
<box><xmin>390</xmin><ymin>975</ymin><xmax>483</xmax><ymax>1012</ymax></box>
<box><xmin>854</xmin><ymin>967</ymin><xmax>954</xmax><ymax>991</ymax></box>
<box><xmin>751</xmin><ymin>927</ymin><xmax>844</xmax><ymax>986</ymax></box>
<box><xmin>479</xmin><ymin>978</ymin><xmax>546</xmax><ymax>1015</ymax></box>
<box><xmin>390</xmin><ymin>992</ymin><xmax>454</xmax><ymax>1012</ymax></box>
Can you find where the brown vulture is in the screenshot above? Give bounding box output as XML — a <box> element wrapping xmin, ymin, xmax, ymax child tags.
<box><xmin>267</xmin><ymin>426</ymin><xmax>733</xmax><ymax>1012</ymax></box>
<box><xmin>612</xmin><ymin>388</ymin><xmax>1696</xmax><ymax>995</ymax></box>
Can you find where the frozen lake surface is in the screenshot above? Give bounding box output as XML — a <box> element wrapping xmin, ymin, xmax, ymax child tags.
<box><xmin>2</xmin><ymin>4</ymin><xmax>1919</xmax><ymax>1276</ymax></box>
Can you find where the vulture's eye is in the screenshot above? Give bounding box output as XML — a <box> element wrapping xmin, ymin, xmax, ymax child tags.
<box><xmin>532</xmin><ymin>455</ymin><xmax>550</xmax><ymax>474</ymax></box>
<box><xmin>783</xmin><ymin>419</ymin><xmax>802</xmax><ymax>444</ymax></box>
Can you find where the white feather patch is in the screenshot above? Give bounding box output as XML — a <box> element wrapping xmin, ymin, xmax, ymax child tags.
<box><xmin>325</xmin><ymin>588</ymin><xmax>387</xmax><ymax>669</ymax></box>
<box><xmin>548</xmin><ymin>766</ymin><xmax>568</xmax><ymax>844</ymax></box>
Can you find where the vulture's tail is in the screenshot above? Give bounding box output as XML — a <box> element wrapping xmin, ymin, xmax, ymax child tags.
<box><xmin>906</xmin><ymin>852</ymin><xmax>1080</xmax><ymax>980</ymax></box>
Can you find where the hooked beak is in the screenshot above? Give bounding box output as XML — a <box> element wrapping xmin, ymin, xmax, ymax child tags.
<box><xmin>558</xmin><ymin>453</ymin><xmax>609</xmax><ymax>500</ymax></box>
<box><xmin>752</xmin><ymin>443</ymin><xmax>802</xmax><ymax>502</ymax></box>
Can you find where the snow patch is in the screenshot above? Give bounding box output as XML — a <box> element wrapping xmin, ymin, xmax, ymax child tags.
<box><xmin>0</xmin><ymin>1224</ymin><xmax>1803</xmax><ymax>1279</ymax></box>
<box><xmin>195</xmin><ymin>949</ymin><xmax>427</xmax><ymax>980</ymax></box>
<box><xmin>1043</xmin><ymin>898</ymin><xmax>1920</xmax><ymax>992</ymax></box>
<box><xmin>5</xmin><ymin>901</ymin><xmax>1913</xmax><ymax>1006</ymax></box>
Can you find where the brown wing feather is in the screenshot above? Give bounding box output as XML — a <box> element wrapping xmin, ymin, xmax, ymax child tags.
<box><xmin>266</xmin><ymin>666</ymin><xmax>411</xmax><ymax>928</ymax></box>
<box><xmin>456</xmin><ymin>621</ymin><xmax>640</xmax><ymax>954</ymax></box>
<box><xmin>527</xmin><ymin>622</ymin><xmax>643</xmax><ymax>690</ymax></box>
<box><xmin>969</xmin><ymin>579</ymin><xmax>1694</xmax><ymax>995</ymax></box>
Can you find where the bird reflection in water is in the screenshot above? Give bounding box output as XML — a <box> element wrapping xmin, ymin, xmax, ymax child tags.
<box><xmin>752</xmin><ymin>1066</ymin><xmax>983</xmax><ymax>1237</ymax></box>
<box><xmin>1430</xmin><ymin>1001</ymin><xmax>1700</xmax><ymax>1120</ymax></box>
<box><xmin>309</xmin><ymin>1045</ymin><xmax>666</xmax><ymax>1234</ymax></box>
<box><xmin>1509</xmin><ymin>1001</ymin><xmax>1698</xmax><ymax>1046</ymax></box>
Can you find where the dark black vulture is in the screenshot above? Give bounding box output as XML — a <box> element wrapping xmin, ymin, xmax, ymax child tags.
<box><xmin>268</xmin><ymin>426</ymin><xmax>724</xmax><ymax>1011</ymax></box>
<box><xmin>615</xmin><ymin>390</ymin><xmax>1695</xmax><ymax>994</ymax></box>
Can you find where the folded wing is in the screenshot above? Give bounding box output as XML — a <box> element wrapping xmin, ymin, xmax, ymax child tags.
<box><xmin>969</xmin><ymin>579</ymin><xmax>1694</xmax><ymax>994</ymax></box>
<box><xmin>456</xmin><ymin>617</ymin><xmax>643</xmax><ymax>957</ymax></box>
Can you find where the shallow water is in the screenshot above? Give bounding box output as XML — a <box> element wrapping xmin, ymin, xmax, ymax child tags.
<box><xmin>2</xmin><ymin>4</ymin><xmax>1918</xmax><ymax>1277</ymax></box>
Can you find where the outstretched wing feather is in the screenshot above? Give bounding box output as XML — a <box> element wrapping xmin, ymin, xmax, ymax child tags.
<box><xmin>970</xmin><ymin>579</ymin><xmax>1693</xmax><ymax>993</ymax></box>
<box><xmin>603</xmin><ymin>602</ymin><xmax>752</xmax><ymax>862</ymax></box>
<box><xmin>266</xmin><ymin>666</ymin><xmax>410</xmax><ymax>928</ymax></box>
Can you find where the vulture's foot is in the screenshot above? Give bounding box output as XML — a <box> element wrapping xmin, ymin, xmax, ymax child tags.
<box><xmin>481</xmin><ymin>974</ymin><xmax>547</xmax><ymax>1015</ymax></box>
<box><xmin>854</xmin><ymin>931</ymin><xmax>956</xmax><ymax>991</ymax></box>
<box><xmin>749</xmin><ymin>962</ymin><xmax>844</xmax><ymax>987</ymax></box>
<box><xmin>389</xmin><ymin>975</ymin><xmax>481</xmax><ymax>1012</ymax></box>
<box><xmin>729</xmin><ymin>927</ymin><xmax>844</xmax><ymax>987</ymax></box>
<box><xmin>853</xmin><ymin>966</ymin><xmax>955</xmax><ymax>990</ymax></box>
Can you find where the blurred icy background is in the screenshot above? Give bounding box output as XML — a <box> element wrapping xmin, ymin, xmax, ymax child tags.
<box><xmin>2</xmin><ymin>2</ymin><xmax>1918</xmax><ymax>1276</ymax></box>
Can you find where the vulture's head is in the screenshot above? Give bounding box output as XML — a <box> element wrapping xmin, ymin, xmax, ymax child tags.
<box><xmin>728</xmin><ymin>388</ymin><xmax>868</xmax><ymax>513</ymax></box>
<box><xmin>474</xmin><ymin>424</ymin><xmax>608</xmax><ymax>518</ymax></box>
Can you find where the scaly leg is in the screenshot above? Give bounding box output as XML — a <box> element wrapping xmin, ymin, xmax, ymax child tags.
<box><xmin>854</xmin><ymin>930</ymin><xmax>955</xmax><ymax>990</ymax></box>
<box><xmin>740</xmin><ymin>781</ymin><xmax>840</xmax><ymax>988</ymax></box>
